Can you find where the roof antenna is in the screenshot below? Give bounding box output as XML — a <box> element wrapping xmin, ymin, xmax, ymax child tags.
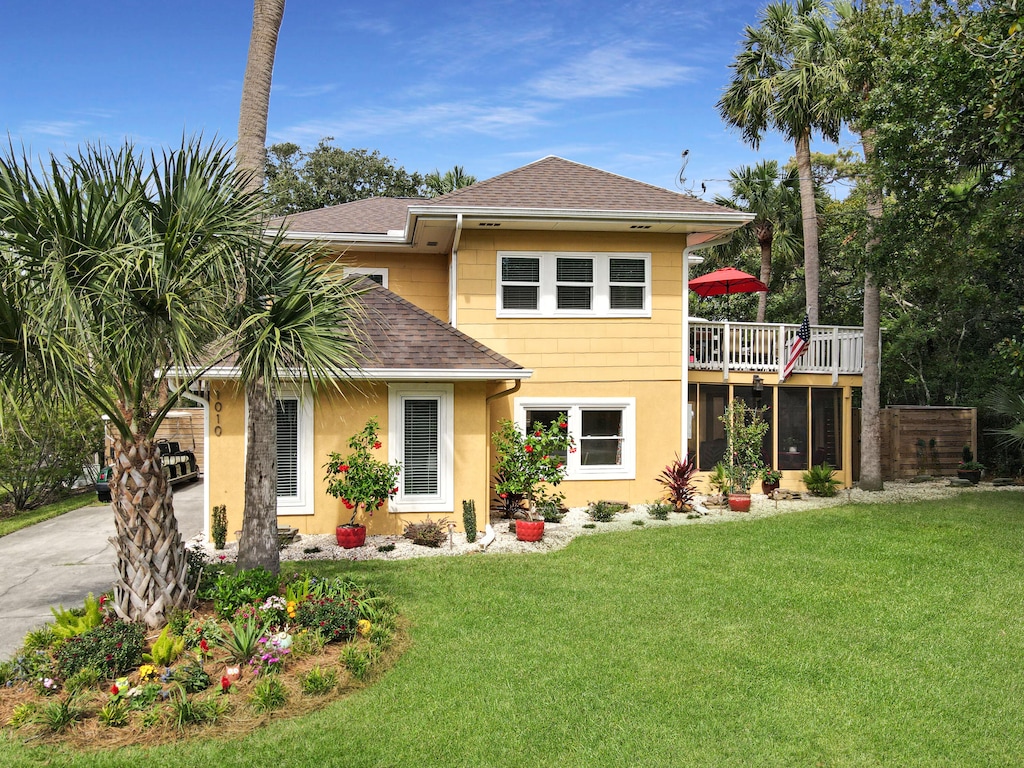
<box><xmin>675</xmin><ymin>150</ymin><xmax>697</xmax><ymax>195</ymax></box>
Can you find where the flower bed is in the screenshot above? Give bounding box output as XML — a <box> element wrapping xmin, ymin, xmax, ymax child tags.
<box><xmin>0</xmin><ymin>562</ymin><xmax>404</xmax><ymax>750</ymax></box>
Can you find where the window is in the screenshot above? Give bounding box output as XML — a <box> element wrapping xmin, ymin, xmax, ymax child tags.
<box><xmin>344</xmin><ymin>267</ymin><xmax>389</xmax><ymax>288</ymax></box>
<box><xmin>388</xmin><ymin>384</ymin><xmax>453</xmax><ymax>512</ymax></box>
<box><xmin>517</xmin><ymin>398</ymin><xmax>636</xmax><ymax>480</ymax></box>
<box><xmin>263</xmin><ymin>392</ymin><xmax>313</xmax><ymax>515</ymax></box>
<box><xmin>497</xmin><ymin>252</ymin><xmax>651</xmax><ymax>317</ymax></box>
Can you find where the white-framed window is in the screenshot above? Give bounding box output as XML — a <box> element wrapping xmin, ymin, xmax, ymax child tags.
<box><xmin>496</xmin><ymin>252</ymin><xmax>651</xmax><ymax>318</ymax></box>
<box><xmin>344</xmin><ymin>266</ymin><xmax>389</xmax><ymax>288</ymax></box>
<box><xmin>388</xmin><ymin>383</ymin><xmax>453</xmax><ymax>512</ymax></box>
<box><xmin>515</xmin><ymin>397</ymin><xmax>636</xmax><ymax>480</ymax></box>
<box><xmin>248</xmin><ymin>390</ymin><xmax>314</xmax><ymax>516</ymax></box>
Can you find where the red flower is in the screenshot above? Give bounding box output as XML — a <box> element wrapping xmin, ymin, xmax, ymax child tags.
<box><xmin>534</xmin><ymin>431</ymin><xmax>542</xmax><ymax>437</ymax></box>
<box><xmin>373</xmin><ymin>441</ymin><xmax>382</xmax><ymax>449</ymax></box>
<box><xmin>221</xmin><ymin>676</ymin><xmax>231</xmax><ymax>692</ymax></box>
<box><xmin>499</xmin><ymin>492</ymin><xmax>508</xmax><ymax>499</ymax></box>
<box><xmin>559</xmin><ymin>421</ymin><xmax>567</xmax><ymax>429</ymax></box>
<box><xmin>200</xmin><ymin>639</ymin><xmax>209</xmax><ymax>652</ymax></box>
<box><xmin>339</xmin><ymin>464</ymin><xmax>349</xmax><ymax>472</ymax></box>
<box><xmin>391</xmin><ymin>487</ymin><xmax>399</xmax><ymax>494</ymax></box>
<box><xmin>524</xmin><ymin>445</ymin><xmax>534</xmax><ymax>453</ymax></box>
<box><xmin>376</xmin><ymin>501</ymin><xmax>383</xmax><ymax>508</ymax></box>
<box><xmin>98</xmin><ymin>595</ymin><xmax>106</xmax><ymax>607</ymax></box>
<box><xmin>557</xmin><ymin>462</ymin><xmax>563</xmax><ymax>468</ymax></box>
<box><xmin>110</xmin><ymin>684</ymin><xmax>119</xmax><ymax>695</ymax></box>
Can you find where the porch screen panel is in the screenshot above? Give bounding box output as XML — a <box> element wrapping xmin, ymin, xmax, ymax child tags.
<box><xmin>276</xmin><ymin>399</ymin><xmax>299</xmax><ymax>497</ymax></box>
<box><xmin>403</xmin><ymin>398</ymin><xmax>439</xmax><ymax>495</ymax></box>
<box><xmin>698</xmin><ymin>385</ymin><xmax>728</xmax><ymax>470</ymax></box>
<box><xmin>811</xmin><ymin>388</ymin><xmax>842</xmax><ymax>469</ymax></box>
<box><xmin>778</xmin><ymin>387</ymin><xmax>809</xmax><ymax>470</ymax></box>
<box><xmin>734</xmin><ymin>385</ymin><xmax>775</xmax><ymax>467</ymax></box>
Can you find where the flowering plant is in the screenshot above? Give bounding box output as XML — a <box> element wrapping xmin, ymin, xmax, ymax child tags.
<box><xmin>720</xmin><ymin>399</ymin><xmax>769</xmax><ymax>494</ymax></box>
<box><xmin>324</xmin><ymin>418</ymin><xmax>402</xmax><ymax>526</ymax></box>
<box><xmin>492</xmin><ymin>413</ymin><xmax>573</xmax><ymax>520</ymax></box>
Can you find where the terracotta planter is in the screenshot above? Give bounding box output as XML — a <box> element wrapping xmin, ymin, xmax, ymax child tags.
<box><xmin>336</xmin><ymin>524</ymin><xmax>367</xmax><ymax>548</ymax></box>
<box><xmin>727</xmin><ymin>493</ymin><xmax>752</xmax><ymax>512</ymax></box>
<box><xmin>516</xmin><ymin>519</ymin><xmax>545</xmax><ymax>542</ymax></box>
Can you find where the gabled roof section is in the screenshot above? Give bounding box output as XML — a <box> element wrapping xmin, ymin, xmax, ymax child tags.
<box><xmin>268</xmin><ymin>197</ymin><xmax>416</xmax><ymax>236</ymax></box>
<box><xmin>421</xmin><ymin>156</ymin><xmax>733</xmax><ymax>216</ymax></box>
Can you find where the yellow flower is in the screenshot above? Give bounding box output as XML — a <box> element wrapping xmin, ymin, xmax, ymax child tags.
<box><xmin>357</xmin><ymin>619</ymin><xmax>372</xmax><ymax>637</ymax></box>
<box><xmin>138</xmin><ymin>664</ymin><xmax>158</xmax><ymax>682</ymax></box>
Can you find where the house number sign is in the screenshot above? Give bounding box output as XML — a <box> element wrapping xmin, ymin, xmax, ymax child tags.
<box><xmin>213</xmin><ymin>391</ymin><xmax>223</xmax><ymax>437</ymax></box>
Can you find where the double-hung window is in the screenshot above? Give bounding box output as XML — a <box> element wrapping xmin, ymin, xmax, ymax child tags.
<box><xmin>388</xmin><ymin>384</ymin><xmax>453</xmax><ymax>512</ymax></box>
<box><xmin>497</xmin><ymin>252</ymin><xmax>651</xmax><ymax>317</ymax></box>
<box><xmin>516</xmin><ymin>398</ymin><xmax>636</xmax><ymax>480</ymax></box>
<box><xmin>267</xmin><ymin>392</ymin><xmax>313</xmax><ymax>515</ymax></box>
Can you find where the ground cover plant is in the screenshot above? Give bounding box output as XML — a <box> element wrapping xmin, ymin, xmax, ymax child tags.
<box><xmin>2</xmin><ymin>492</ymin><xmax>1024</xmax><ymax>766</ymax></box>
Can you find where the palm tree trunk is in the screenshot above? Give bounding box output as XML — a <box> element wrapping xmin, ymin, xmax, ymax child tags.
<box><xmin>757</xmin><ymin>238</ymin><xmax>772</xmax><ymax>323</ymax></box>
<box><xmin>237</xmin><ymin>378</ymin><xmax>281</xmax><ymax>573</ymax></box>
<box><xmin>795</xmin><ymin>130</ymin><xmax>820</xmax><ymax>325</ymax></box>
<box><xmin>236</xmin><ymin>0</ymin><xmax>286</xmax><ymax>195</ymax></box>
<box><xmin>109</xmin><ymin>437</ymin><xmax>188</xmax><ymax>628</ymax></box>
<box><xmin>859</xmin><ymin>128</ymin><xmax>884</xmax><ymax>490</ymax></box>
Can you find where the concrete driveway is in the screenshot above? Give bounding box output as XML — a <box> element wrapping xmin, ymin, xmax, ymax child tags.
<box><xmin>0</xmin><ymin>480</ymin><xmax>204</xmax><ymax>660</ymax></box>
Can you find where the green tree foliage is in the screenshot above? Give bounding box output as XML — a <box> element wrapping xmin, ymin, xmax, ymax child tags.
<box><xmin>424</xmin><ymin>165</ymin><xmax>477</xmax><ymax>197</ymax></box>
<box><xmin>0</xmin><ymin>402</ymin><xmax>103</xmax><ymax>510</ymax></box>
<box><xmin>265</xmin><ymin>139</ymin><xmax>425</xmax><ymax>214</ymax></box>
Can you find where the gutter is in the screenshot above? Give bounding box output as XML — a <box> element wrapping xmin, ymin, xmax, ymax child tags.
<box><xmin>449</xmin><ymin>213</ymin><xmax>463</xmax><ymax>327</ymax></box>
<box><xmin>168</xmin><ymin>366</ymin><xmax>533</xmax><ymax>382</ymax></box>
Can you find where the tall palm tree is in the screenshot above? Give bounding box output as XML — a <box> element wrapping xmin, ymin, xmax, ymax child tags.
<box><xmin>718</xmin><ymin>0</ymin><xmax>848</xmax><ymax>326</ymax></box>
<box><xmin>714</xmin><ymin>160</ymin><xmax>803</xmax><ymax>322</ymax></box>
<box><xmin>424</xmin><ymin>165</ymin><xmax>477</xmax><ymax>197</ymax></box>
<box><xmin>235</xmin><ymin>0</ymin><xmax>288</xmax><ymax>571</ymax></box>
<box><xmin>0</xmin><ymin>140</ymin><xmax>262</xmax><ymax>627</ymax></box>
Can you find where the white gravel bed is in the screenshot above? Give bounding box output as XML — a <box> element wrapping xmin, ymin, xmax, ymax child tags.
<box><xmin>186</xmin><ymin>480</ymin><xmax>1022</xmax><ymax>565</ymax></box>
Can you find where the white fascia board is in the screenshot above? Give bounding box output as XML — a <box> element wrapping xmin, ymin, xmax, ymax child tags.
<box><xmin>264</xmin><ymin>229</ymin><xmax>411</xmax><ymax>245</ymax></box>
<box><xmin>170</xmin><ymin>366</ymin><xmax>533</xmax><ymax>382</ymax></box>
<box><xmin>409</xmin><ymin>205</ymin><xmax>755</xmax><ymax>227</ymax></box>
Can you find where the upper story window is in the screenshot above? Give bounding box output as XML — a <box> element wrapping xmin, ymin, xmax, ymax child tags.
<box><xmin>497</xmin><ymin>252</ymin><xmax>651</xmax><ymax>318</ymax></box>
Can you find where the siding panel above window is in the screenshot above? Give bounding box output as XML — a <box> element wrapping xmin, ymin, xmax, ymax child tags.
<box><xmin>497</xmin><ymin>252</ymin><xmax>651</xmax><ymax>318</ymax></box>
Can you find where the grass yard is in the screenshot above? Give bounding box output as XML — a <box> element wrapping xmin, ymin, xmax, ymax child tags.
<box><xmin>4</xmin><ymin>491</ymin><xmax>1023</xmax><ymax>766</ymax></box>
<box><xmin>0</xmin><ymin>491</ymin><xmax>101</xmax><ymax>538</ymax></box>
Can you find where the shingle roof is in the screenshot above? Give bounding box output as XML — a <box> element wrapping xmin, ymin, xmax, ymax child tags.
<box><xmin>422</xmin><ymin>156</ymin><xmax>733</xmax><ymax>215</ymax></box>
<box><xmin>355</xmin><ymin>281</ymin><xmax>523</xmax><ymax>373</ymax></box>
<box><xmin>267</xmin><ymin>156</ymin><xmax>740</xmax><ymax>236</ymax></box>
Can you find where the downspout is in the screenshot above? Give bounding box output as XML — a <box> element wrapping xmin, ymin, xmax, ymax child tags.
<box><xmin>682</xmin><ymin>236</ymin><xmax>725</xmax><ymax>458</ymax></box>
<box><xmin>181</xmin><ymin>386</ymin><xmax>211</xmax><ymax>543</ymax></box>
<box><xmin>449</xmin><ymin>213</ymin><xmax>463</xmax><ymax>327</ymax></box>
<box><xmin>478</xmin><ymin>378</ymin><xmax>523</xmax><ymax>549</ymax></box>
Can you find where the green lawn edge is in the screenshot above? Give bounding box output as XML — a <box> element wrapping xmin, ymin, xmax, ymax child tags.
<box><xmin>0</xmin><ymin>491</ymin><xmax>102</xmax><ymax>538</ymax></box>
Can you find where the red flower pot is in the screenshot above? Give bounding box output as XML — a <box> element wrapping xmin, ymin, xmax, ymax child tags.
<box><xmin>727</xmin><ymin>493</ymin><xmax>752</xmax><ymax>512</ymax></box>
<box><xmin>336</xmin><ymin>524</ymin><xmax>367</xmax><ymax>548</ymax></box>
<box><xmin>516</xmin><ymin>520</ymin><xmax>545</xmax><ymax>542</ymax></box>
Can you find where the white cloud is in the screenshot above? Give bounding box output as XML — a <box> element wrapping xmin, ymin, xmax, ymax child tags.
<box><xmin>18</xmin><ymin>120</ymin><xmax>88</xmax><ymax>138</ymax></box>
<box><xmin>528</xmin><ymin>45</ymin><xmax>695</xmax><ymax>100</ymax></box>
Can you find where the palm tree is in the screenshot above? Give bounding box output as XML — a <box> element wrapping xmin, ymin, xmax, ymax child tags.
<box><xmin>424</xmin><ymin>165</ymin><xmax>477</xmax><ymax>197</ymax></box>
<box><xmin>718</xmin><ymin>0</ymin><xmax>848</xmax><ymax>326</ymax></box>
<box><xmin>0</xmin><ymin>140</ymin><xmax>262</xmax><ymax>627</ymax></box>
<box><xmin>714</xmin><ymin>160</ymin><xmax>803</xmax><ymax>322</ymax></box>
<box><xmin>231</xmin><ymin>233</ymin><xmax>367</xmax><ymax>573</ymax></box>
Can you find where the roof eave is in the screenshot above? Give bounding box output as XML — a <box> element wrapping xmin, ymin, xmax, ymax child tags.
<box><xmin>170</xmin><ymin>366</ymin><xmax>533</xmax><ymax>382</ymax></box>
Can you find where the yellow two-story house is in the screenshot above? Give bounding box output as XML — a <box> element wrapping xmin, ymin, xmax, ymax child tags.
<box><xmin>200</xmin><ymin>157</ymin><xmax>866</xmax><ymax>538</ymax></box>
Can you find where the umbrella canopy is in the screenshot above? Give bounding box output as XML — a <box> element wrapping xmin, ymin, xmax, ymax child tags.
<box><xmin>689</xmin><ymin>267</ymin><xmax>768</xmax><ymax>297</ymax></box>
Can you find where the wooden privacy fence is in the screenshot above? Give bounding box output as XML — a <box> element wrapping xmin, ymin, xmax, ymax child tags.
<box><xmin>879</xmin><ymin>406</ymin><xmax>976</xmax><ymax>479</ymax></box>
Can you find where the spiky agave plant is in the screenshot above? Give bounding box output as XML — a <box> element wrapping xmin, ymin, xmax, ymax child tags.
<box><xmin>657</xmin><ymin>454</ymin><xmax>697</xmax><ymax>512</ymax></box>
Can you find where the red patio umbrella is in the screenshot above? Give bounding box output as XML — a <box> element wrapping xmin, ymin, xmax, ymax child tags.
<box><xmin>689</xmin><ymin>267</ymin><xmax>768</xmax><ymax>318</ymax></box>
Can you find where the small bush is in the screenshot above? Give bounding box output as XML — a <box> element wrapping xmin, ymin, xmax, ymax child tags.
<box><xmin>537</xmin><ymin>491</ymin><xmax>567</xmax><ymax>523</ymax></box>
<box><xmin>216</xmin><ymin>618</ymin><xmax>267</xmax><ymax>664</ymax></box>
<box><xmin>168</xmin><ymin>686</ymin><xmax>228</xmax><ymax>730</ymax></box>
<box><xmin>376</xmin><ymin>543</ymin><xmax>396</xmax><ymax>553</ymax></box>
<box><xmin>39</xmin><ymin>696</ymin><xmax>86</xmax><ymax>733</ymax></box>
<box><xmin>50</xmin><ymin>593</ymin><xmax>104</xmax><ymax>640</ymax></box>
<box><xmin>582</xmin><ymin>523</ymin><xmax>596</xmax><ymax>529</ymax></box>
<box><xmin>9</xmin><ymin>702</ymin><xmax>38</xmax><ymax>728</ymax></box>
<box><xmin>211</xmin><ymin>504</ymin><xmax>228</xmax><ymax>550</ymax></box>
<box><xmin>588</xmin><ymin>501</ymin><xmax>625</xmax><ymax>522</ymax></box>
<box><xmin>55</xmin><ymin>619</ymin><xmax>145</xmax><ymax>679</ymax></box>
<box><xmin>368</xmin><ymin>624</ymin><xmax>394</xmax><ymax>651</ymax></box>
<box><xmin>299</xmin><ymin>666</ymin><xmax>337</xmax><ymax>696</ymax></box>
<box><xmin>143</xmin><ymin>625</ymin><xmax>186</xmax><ymax>666</ymax></box>
<box><xmin>340</xmin><ymin>645</ymin><xmax>375</xmax><ymax>681</ymax></box>
<box><xmin>657</xmin><ymin>454</ymin><xmax>697</xmax><ymax>511</ymax></box>
<box><xmin>211</xmin><ymin>567</ymin><xmax>280</xmax><ymax>620</ymax></box>
<box><xmin>63</xmin><ymin>666</ymin><xmax>103</xmax><ymax>695</ymax></box>
<box><xmin>403</xmin><ymin>517</ymin><xmax>450</xmax><ymax>547</ymax></box>
<box><xmin>462</xmin><ymin>499</ymin><xmax>477</xmax><ymax>542</ymax></box>
<box><xmin>173</xmin><ymin>661</ymin><xmax>211</xmax><ymax>694</ymax></box>
<box><xmin>21</xmin><ymin>625</ymin><xmax>58</xmax><ymax>653</ymax></box>
<box><xmin>631</xmin><ymin>519</ymin><xmax>645</xmax><ymax>526</ymax></box>
<box><xmin>647</xmin><ymin>501</ymin><xmax>672</xmax><ymax>520</ymax></box>
<box><xmin>803</xmin><ymin>463</ymin><xmax>840</xmax><ymax>497</ymax></box>
<box><xmin>98</xmin><ymin>699</ymin><xmax>130</xmax><ymax>728</ymax></box>
<box><xmin>290</xmin><ymin>628</ymin><xmax>327</xmax><ymax>657</ymax></box>
<box><xmin>294</xmin><ymin>597</ymin><xmax>359</xmax><ymax>643</ymax></box>
<box><xmin>250</xmin><ymin>677</ymin><xmax>288</xmax><ymax>713</ymax></box>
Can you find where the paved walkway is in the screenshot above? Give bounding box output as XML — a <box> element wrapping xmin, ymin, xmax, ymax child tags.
<box><xmin>0</xmin><ymin>480</ymin><xmax>204</xmax><ymax>660</ymax></box>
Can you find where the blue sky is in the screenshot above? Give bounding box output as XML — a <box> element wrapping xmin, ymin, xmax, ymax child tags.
<box><xmin>1</xmin><ymin>0</ymin><xmax>852</xmax><ymax>200</ymax></box>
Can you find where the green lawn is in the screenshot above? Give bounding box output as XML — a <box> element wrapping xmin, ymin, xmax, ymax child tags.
<box><xmin>5</xmin><ymin>492</ymin><xmax>1024</xmax><ymax>766</ymax></box>
<box><xmin>0</xmin><ymin>491</ymin><xmax>100</xmax><ymax>537</ymax></box>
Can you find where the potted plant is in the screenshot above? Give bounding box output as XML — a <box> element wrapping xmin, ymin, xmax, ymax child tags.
<box><xmin>492</xmin><ymin>413</ymin><xmax>574</xmax><ymax>541</ymax></box>
<box><xmin>324</xmin><ymin>418</ymin><xmax>402</xmax><ymax>548</ymax></box>
<box><xmin>760</xmin><ymin>467</ymin><xmax>783</xmax><ymax>496</ymax></box>
<box><xmin>720</xmin><ymin>399</ymin><xmax>769</xmax><ymax>512</ymax></box>
<box><xmin>957</xmin><ymin>445</ymin><xmax>984</xmax><ymax>484</ymax></box>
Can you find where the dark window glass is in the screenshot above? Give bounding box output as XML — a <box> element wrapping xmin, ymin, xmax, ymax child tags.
<box><xmin>778</xmin><ymin>388</ymin><xmax>808</xmax><ymax>470</ymax></box>
<box><xmin>698</xmin><ymin>385</ymin><xmax>729</xmax><ymax>471</ymax></box>
<box><xmin>502</xmin><ymin>285</ymin><xmax>539</xmax><ymax>310</ymax></box>
<box><xmin>502</xmin><ymin>257</ymin><xmax>539</xmax><ymax>283</ymax></box>
<box><xmin>557</xmin><ymin>285</ymin><xmax>592</xmax><ymax>310</ymax></box>
<box><xmin>610</xmin><ymin>285</ymin><xmax>644</xmax><ymax>309</ymax></box>
<box><xmin>811</xmin><ymin>388</ymin><xmax>842</xmax><ymax>469</ymax></box>
<box><xmin>556</xmin><ymin>258</ymin><xmax>593</xmax><ymax>282</ymax></box>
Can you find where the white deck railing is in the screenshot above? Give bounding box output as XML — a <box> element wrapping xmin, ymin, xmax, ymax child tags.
<box><xmin>688</xmin><ymin>321</ymin><xmax>865</xmax><ymax>383</ymax></box>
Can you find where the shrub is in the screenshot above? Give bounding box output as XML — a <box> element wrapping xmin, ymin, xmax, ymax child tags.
<box><xmin>588</xmin><ymin>500</ymin><xmax>624</xmax><ymax>522</ymax></box>
<box><xmin>340</xmin><ymin>645</ymin><xmax>375</xmax><ymax>681</ymax></box>
<box><xmin>168</xmin><ymin>686</ymin><xmax>228</xmax><ymax>730</ymax></box>
<box><xmin>656</xmin><ymin>454</ymin><xmax>697</xmax><ymax>512</ymax></box>
<box><xmin>491</xmin><ymin>471</ymin><xmax>526</xmax><ymax>518</ymax></box>
<box><xmin>63</xmin><ymin>666</ymin><xmax>102</xmax><ymax>695</ymax></box>
<box><xmin>290</xmin><ymin>628</ymin><xmax>327</xmax><ymax>657</ymax></box>
<box><xmin>536</xmin><ymin>491</ymin><xmax>567</xmax><ymax>523</ymax></box>
<box><xmin>143</xmin><ymin>625</ymin><xmax>186</xmax><ymax>666</ymax></box>
<box><xmin>368</xmin><ymin>624</ymin><xmax>394</xmax><ymax>651</ymax></box>
<box><xmin>98</xmin><ymin>699</ymin><xmax>130</xmax><ymax>727</ymax></box>
<box><xmin>173</xmin><ymin>661</ymin><xmax>211</xmax><ymax>694</ymax></box>
<box><xmin>803</xmin><ymin>463</ymin><xmax>840</xmax><ymax>497</ymax></box>
<box><xmin>492</xmin><ymin>414</ymin><xmax>574</xmax><ymax>520</ymax></box>
<box><xmin>299</xmin><ymin>666</ymin><xmax>337</xmax><ymax>696</ymax></box>
<box><xmin>294</xmin><ymin>597</ymin><xmax>359</xmax><ymax>643</ymax></box>
<box><xmin>632</xmin><ymin>519</ymin><xmax>645</xmax><ymax>526</ymax></box>
<box><xmin>211</xmin><ymin>504</ymin><xmax>228</xmax><ymax>550</ymax></box>
<box><xmin>462</xmin><ymin>499</ymin><xmax>477</xmax><ymax>542</ymax></box>
<box><xmin>250</xmin><ymin>677</ymin><xmax>287</xmax><ymax>713</ymax></box>
<box><xmin>403</xmin><ymin>517</ymin><xmax>450</xmax><ymax>548</ymax></box>
<box><xmin>55</xmin><ymin>619</ymin><xmax>145</xmax><ymax>679</ymax></box>
<box><xmin>708</xmin><ymin>462</ymin><xmax>732</xmax><ymax>495</ymax></box>
<box><xmin>647</xmin><ymin>501</ymin><xmax>672</xmax><ymax>520</ymax></box>
<box><xmin>324</xmin><ymin>418</ymin><xmax>402</xmax><ymax>525</ymax></box>
<box><xmin>377</xmin><ymin>543</ymin><xmax>396</xmax><ymax>553</ymax></box>
<box><xmin>38</xmin><ymin>696</ymin><xmax>86</xmax><ymax>733</ymax></box>
<box><xmin>211</xmin><ymin>567</ymin><xmax>280</xmax><ymax>620</ymax></box>
<box><xmin>216</xmin><ymin>618</ymin><xmax>267</xmax><ymax>664</ymax></box>
<box><xmin>50</xmin><ymin>593</ymin><xmax>104</xmax><ymax>640</ymax></box>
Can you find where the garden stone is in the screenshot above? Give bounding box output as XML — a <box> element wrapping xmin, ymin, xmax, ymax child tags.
<box><xmin>992</xmin><ymin>477</ymin><xmax>1016</xmax><ymax>487</ymax></box>
<box><xmin>948</xmin><ymin>478</ymin><xmax>973</xmax><ymax>488</ymax></box>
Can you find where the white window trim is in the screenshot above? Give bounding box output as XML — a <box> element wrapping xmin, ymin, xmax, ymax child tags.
<box><xmin>243</xmin><ymin>388</ymin><xmax>315</xmax><ymax>516</ymax></box>
<box><xmin>496</xmin><ymin>252</ymin><xmax>651</xmax><ymax>318</ymax></box>
<box><xmin>344</xmin><ymin>266</ymin><xmax>389</xmax><ymax>288</ymax></box>
<box><xmin>387</xmin><ymin>383</ymin><xmax>454</xmax><ymax>513</ymax></box>
<box><xmin>515</xmin><ymin>397</ymin><xmax>636</xmax><ymax>480</ymax></box>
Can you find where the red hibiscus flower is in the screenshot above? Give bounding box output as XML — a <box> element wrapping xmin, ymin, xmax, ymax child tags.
<box><xmin>373</xmin><ymin>441</ymin><xmax>382</xmax><ymax>449</ymax></box>
<box><xmin>524</xmin><ymin>445</ymin><xmax>534</xmax><ymax>453</ymax></box>
<box><xmin>110</xmin><ymin>684</ymin><xmax>119</xmax><ymax>695</ymax></box>
<box><xmin>339</xmin><ymin>464</ymin><xmax>349</xmax><ymax>472</ymax></box>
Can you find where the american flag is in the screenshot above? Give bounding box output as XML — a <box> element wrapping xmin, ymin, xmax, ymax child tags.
<box><xmin>782</xmin><ymin>314</ymin><xmax>810</xmax><ymax>381</ymax></box>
